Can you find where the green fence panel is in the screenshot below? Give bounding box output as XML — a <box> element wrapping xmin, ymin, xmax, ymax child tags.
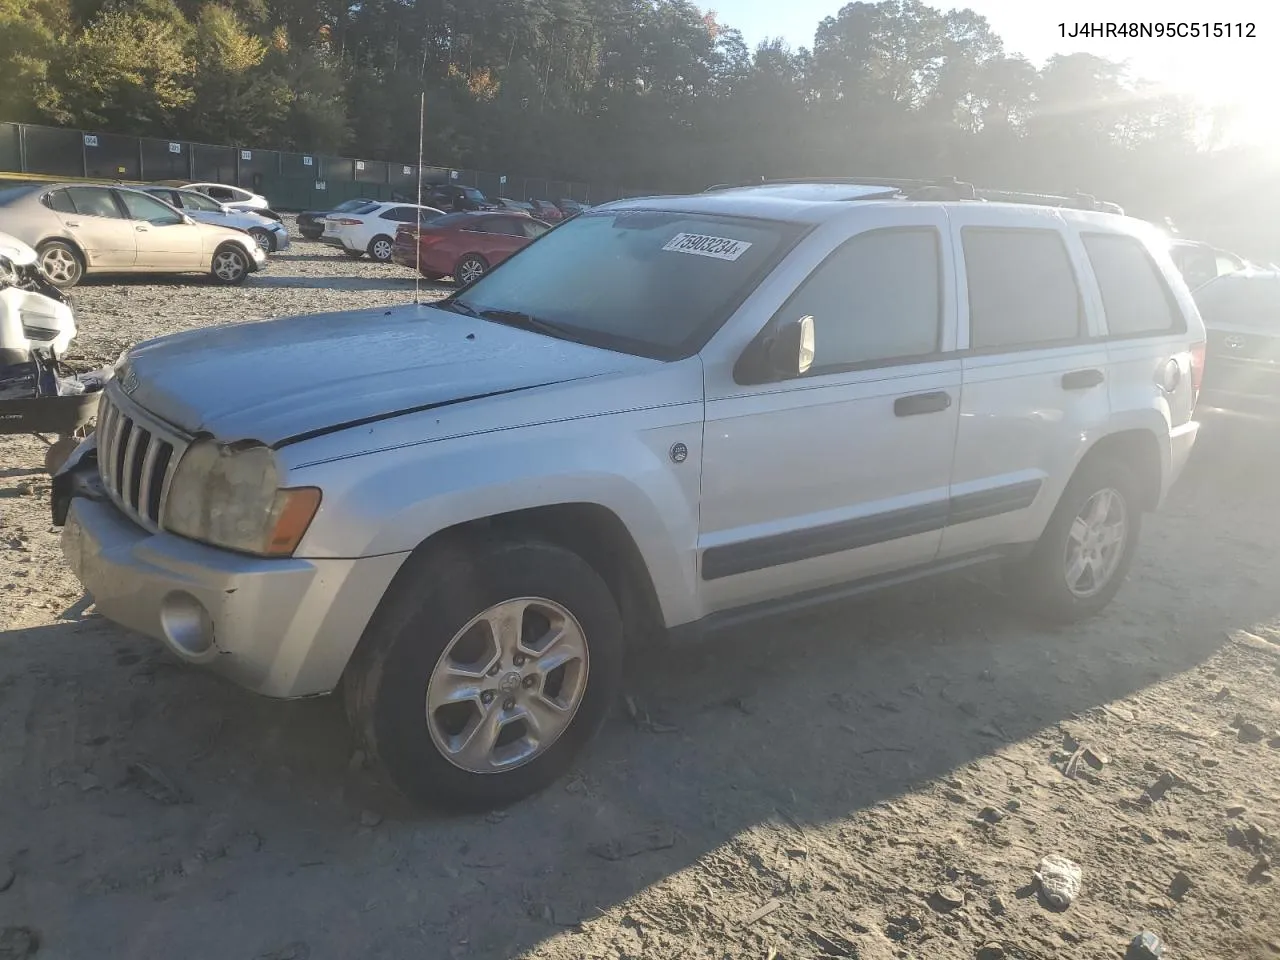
<box><xmin>0</xmin><ymin>124</ymin><xmax>19</xmax><ymax>173</ymax></box>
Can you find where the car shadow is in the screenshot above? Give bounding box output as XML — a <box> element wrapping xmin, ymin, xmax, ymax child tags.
<box><xmin>1</xmin><ymin>417</ymin><xmax>1277</xmax><ymax>958</ymax></box>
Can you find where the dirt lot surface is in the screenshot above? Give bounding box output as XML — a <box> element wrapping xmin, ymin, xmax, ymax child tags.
<box><xmin>2</xmin><ymin>225</ymin><xmax>1279</xmax><ymax>960</ymax></box>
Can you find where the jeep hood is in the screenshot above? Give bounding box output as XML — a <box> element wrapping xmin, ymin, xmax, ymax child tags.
<box><xmin>121</xmin><ymin>302</ymin><xmax>653</xmax><ymax>445</ymax></box>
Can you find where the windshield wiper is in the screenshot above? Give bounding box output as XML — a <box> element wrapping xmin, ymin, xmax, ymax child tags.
<box><xmin>437</xmin><ymin>298</ymin><xmax>481</xmax><ymax>317</ymax></box>
<box><xmin>477</xmin><ymin>308</ymin><xmax>572</xmax><ymax>340</ymax></box>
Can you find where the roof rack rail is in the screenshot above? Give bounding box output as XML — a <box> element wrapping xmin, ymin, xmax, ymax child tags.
<box><xmin>702</xmin><ymin>176</ymin><xmax>1123</xmax><ymax>214</ymax></box>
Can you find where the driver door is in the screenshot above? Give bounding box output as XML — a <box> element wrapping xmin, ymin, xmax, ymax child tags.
<box><xmin>116</xmin><ymin>190</ymin><xmax>204</xmax><ymax>269</ymax></box>
<box><xmin>699</xmin><ymin>211</ymin><xmax>961</xmax><ymax>613</ymax></box>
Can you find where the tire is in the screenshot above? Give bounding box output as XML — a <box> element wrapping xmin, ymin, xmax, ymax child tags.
<box><xmin>455</xmin><ymin>254</ymin><xmax>487</xmax><ymax>286</ymax></box>
<box><xmin>344</xmin><ymin>537</ymin><xmax>625</xmax><ymax>811</ymax></box>
<box><xmin>368</xmin><ymin>235</ymin><xmax>395</xmax><ymax>262</ymax></box>
<box><xmin>343</xmin><ymin>249</ymin><xmax>365</xmax><ymax>259</ymax></box>
<box><xmin>1003</xmin><ymin>457</ymin><xmax>1142</xmax><ymax>623</ymax></box>
<box><xmin>210</xmin><ymin>244</ymin><xmax>250</xmax><ymax>285</ymax></box>
<box><xmin>248</xmin><ymin>227</ymin><xmax>274</xmax><ymax>253</ymax></box>
<box><xmin>44</xmin><ymin>437</ymin><xmax>79</xmax><ymax>476</ymax></box>
<box><xmin>37</xmin><ymin>240</ymin><xmax>84</xmax><ymax>289</ymax></box>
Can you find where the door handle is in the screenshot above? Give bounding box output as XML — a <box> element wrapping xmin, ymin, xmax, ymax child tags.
<box><xmin>65</xmin><ymin>221</ymin><xmax>80</xmax><ymax>228</ymax></box>
<box><xmin>135</xmin><ymin>225</ymin><xmax>148</xmax><ymax>232</ymax></box>
<box><xmin>1061</xmin><ymin>368</ymin><xmax>1104</xmax><ymax>390</ymax></box>
<box><xmin>894</xmin><ymin>391</ymin><xmax>952</xmax><ymax>417</ymax></box>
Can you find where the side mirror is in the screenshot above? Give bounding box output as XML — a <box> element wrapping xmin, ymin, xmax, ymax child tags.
<box><xmin>735</xmin><ymin>315</ymin><xmax>815</xmax><ymax>384</ymax></box>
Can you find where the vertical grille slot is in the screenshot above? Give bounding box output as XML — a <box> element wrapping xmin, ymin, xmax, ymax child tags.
<box><xmin>145</xmin><ymin>442</ymin><xmax>173</xmax><ymax>523</ymax></box>
<box><xmin>94</xmin><ymin>389</ymin><xmax>187</xmax><ymax>532</ymax></box>
<box><xmin>113</xmin><ymin>417</ymin><xmax>132</xmax><ymax>495</ymax></box>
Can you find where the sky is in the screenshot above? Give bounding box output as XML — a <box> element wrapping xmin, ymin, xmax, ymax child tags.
<box><xmin>711</xmin><ymin>0</ymin><xmax>1280</xmax><ymax>142</ymax></box>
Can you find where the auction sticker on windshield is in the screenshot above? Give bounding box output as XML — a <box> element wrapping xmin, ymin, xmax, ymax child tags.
<box><xmin>662</xmin><ymin>232</ymin><xmax>753</xmax><ymax>261</ymax></box>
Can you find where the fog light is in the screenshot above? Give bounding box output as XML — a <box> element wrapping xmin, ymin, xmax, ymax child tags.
<box><xmin>159</xmin><ymin>591</ymin><xmax>216</xmax><ymax>660</ymax></box>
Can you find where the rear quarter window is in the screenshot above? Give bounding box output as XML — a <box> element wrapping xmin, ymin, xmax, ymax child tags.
<box><xmin>1083</xmin><ymin>233</ymin><xmax>1185</xmax><ymax>337</ymax></box>
<box><xmin>44</xmin><ymin>189</ymin><xmax>76</xmax><ymax>214</ymax></box>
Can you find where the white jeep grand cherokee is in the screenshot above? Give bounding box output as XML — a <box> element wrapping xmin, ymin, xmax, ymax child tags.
<box><xmin>52</xmin><ymin>181</ymin><xmax>1205</xmax><ymax>810</ymax></box>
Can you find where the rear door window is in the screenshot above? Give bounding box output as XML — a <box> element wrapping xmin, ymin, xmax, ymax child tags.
<box><xmin>489</xmin><ymin>218</ymin><xmax>527</xmax><ymax>237</ymax></box>
<box><xmin>962</xmin><ymin>228</ymin><xmax>1083</xmax><ymax>349</ymax></box>
<box><xmin>1082</xmin><ymin>233</ymin><xmax>1184</xmax><ymax>337</ymax></box>
<box><xmin>65</xmin><ymin>187</ymin><xmax>123</xmax><ymax>219</ymax></box>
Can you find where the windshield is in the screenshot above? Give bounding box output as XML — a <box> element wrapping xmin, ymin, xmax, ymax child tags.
<box><xmin>461</xmin><ymin>187</ymin><xmax>487</xmax><ymax>202</ymax></box>
<box><xmin>452</xmin><ymin>209</ymin><xmax>800</xmax><ymax>359</ymax></box>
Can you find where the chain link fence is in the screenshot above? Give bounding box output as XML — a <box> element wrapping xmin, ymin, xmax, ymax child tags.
<box><xmin>0</xmin><ymin>121</ymin><xmax>652</xmax><ymax>209</ymax></box>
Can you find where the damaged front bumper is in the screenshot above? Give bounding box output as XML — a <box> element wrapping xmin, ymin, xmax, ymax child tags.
<box><xmin>53</xmin><ymin>446</ymin><xmax>407</xmax><ymax>699</ymax></box>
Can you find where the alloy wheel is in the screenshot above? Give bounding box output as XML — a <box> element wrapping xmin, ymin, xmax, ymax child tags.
<box><xmin>213</xmin><ymin>250</ymin><xmax>246</xmax><ymax>282</ymax></box>
<box><xmin>425</xmin><ymin>597</ymin><xmax>589</xmax><ymax>774</ymax></box>
<box><xmin>1063</xmin><ymin>487</ymin><xmax>1128</xmax><ymax>599</ymax></box>
<box><xmin>458</xmin><ymin>257</ymin><xmax>485</xmax><ymax>284</ymax></box>
<box><xmin>40</xmin><ymin>246</ymin><xmax>80</xmax><ymax>286</ymax></box>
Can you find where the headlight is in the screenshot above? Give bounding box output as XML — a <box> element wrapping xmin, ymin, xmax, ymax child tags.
<box><xmin>162</xmin><ymin>440</ymin><xmax>321</xmax><ymax>556</ymax></box>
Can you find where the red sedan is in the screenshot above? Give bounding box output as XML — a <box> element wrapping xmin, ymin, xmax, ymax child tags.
<box><xmin>393</xmin><ymin>211</ymin><xmax>551</xmax><ymax>284</ymax></box>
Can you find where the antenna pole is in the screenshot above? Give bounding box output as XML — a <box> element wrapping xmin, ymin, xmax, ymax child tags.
<box><xmin>414</xmin><ymin>90</ymin><xmax>425</xmax><ymax>305</ymax></box>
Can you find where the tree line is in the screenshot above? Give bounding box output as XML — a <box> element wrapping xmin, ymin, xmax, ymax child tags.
<box><xmin>1</xmin><ymin>0</ymin><xmax>1272</xmax><ymax>255</ymax></box>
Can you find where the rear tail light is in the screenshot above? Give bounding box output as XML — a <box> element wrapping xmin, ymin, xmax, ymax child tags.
<box><xmin>1190</xmin><ymin>340</ymin><xmax>1206</xmax><ymax>394</ymax></box>
<box><xmin>334</xmin><ymin>218</ymin><xmax>362</xmax><ymax>226</ymax></box>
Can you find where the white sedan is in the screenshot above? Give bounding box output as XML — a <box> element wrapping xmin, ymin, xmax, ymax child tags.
<box><xmin>183</xmin><ymin>182</ymin><xmax>278</xmax><ymax>220</ymax></box>
<box><xmin>321</xmin><ymin>201</ymin><xmax>445</xmax><ymax>262</ymax></box>
<box><xmin>143</xmin><ymin>187</ymin><xmax>290</xmax><ymax>252</ymax></box>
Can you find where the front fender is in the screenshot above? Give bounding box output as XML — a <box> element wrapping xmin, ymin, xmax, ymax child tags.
<box><xmin>288</xmin><ymin>405</ymin><xmax>705</xmax><ymax>627</ymax></box>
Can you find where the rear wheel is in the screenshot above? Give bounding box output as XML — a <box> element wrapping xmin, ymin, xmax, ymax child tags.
<box><xmin>1004</xmin><ymin>457</ymin><xmax>1142</xmax><ymax>622</ymax></box>
<box><xmin>344</xmin><ymin>537</ymin><xmax>624</xmax><ymax>811</ymax></box>
<box><xmin>455</xmin><ymin>254</ymin><xmax>487</xmax><ymax>286</ymax></box>
<box><xmin>38</xmin><ymin>241</ymin><xmax>84</xmax><ymax>289</ymax></box>
<box><xmin>210</xmin><ymin>245</ymin><xmax>250</xmax><ymax>285</ymax></box>
<box><xmin>248</xmin><ymin>227</ymin><xmax>274</xmax><ymax>253</ymax></box>
<box><xmin>368</xmin><ymin>235</ymin><xmax>395</xmax><ymax>262</ymax></box>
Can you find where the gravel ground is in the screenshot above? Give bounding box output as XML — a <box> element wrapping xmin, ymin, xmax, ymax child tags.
<box><xmin>1</xmin><ymin>224</ymin><xmax>1279</xmax><ymax>960</ymax></box>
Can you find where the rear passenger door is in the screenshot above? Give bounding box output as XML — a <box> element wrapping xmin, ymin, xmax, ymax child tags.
<box><xmin>939</xmin><ymin>212</ymin><xmax>1111</xmax><ymax>559</ymax></box>
<box><xmin>49</xmin><ymin>187</ymin><xmax>137</xmax><ymax>268</ymax></box>
<box><xmin>474</xmin><ymin>217</ymin><xmax>528</xmax><ymax>262</ymax></box>
<box><xmin>699</xmin><ymin>213</ymin><xmax>962</xmax><ymax>613</ymax></box>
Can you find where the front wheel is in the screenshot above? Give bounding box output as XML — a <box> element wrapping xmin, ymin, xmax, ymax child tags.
<box><xmin>1004</xmin><ymin>458</ymin><xmax>1142</xmax><ymax>622</ymax></box>
<box><xmin>210</xmin><ymin>245</ymin><xmax>250</xmax><ymax>285</ymax></box>
<box><xmin>344</xmin><ymin>538</ymin><xmax>625</xmax><ymax>811</ymax></box>
<box><xmin>38</xmin><ymin>241</ymin><xmax>84</xmax><ymax>289</ymax></box>
<box><xmin>368</xmin><ymin>235</ymin><xmax>395</xmax><ymax>262</ymax></box>
<box><xmin>248</xmin><ymin>227</ymin><xmax>274</xmax><ymax>253</ymax></box>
